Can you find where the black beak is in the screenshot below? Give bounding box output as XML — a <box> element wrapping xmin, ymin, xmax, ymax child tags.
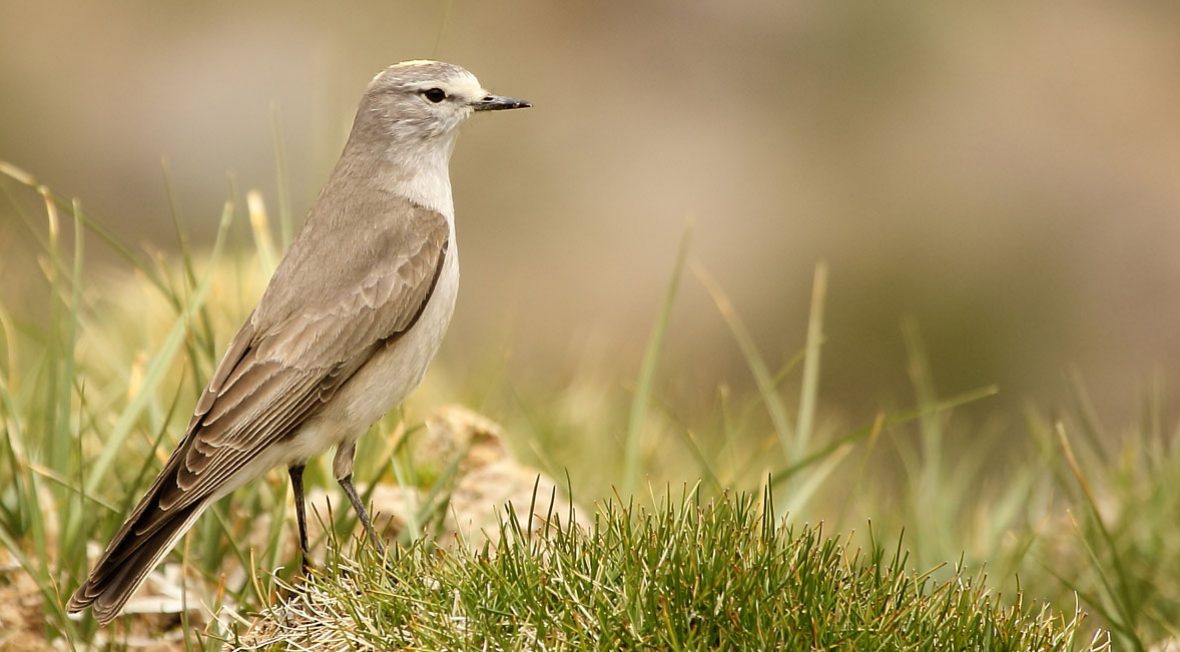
<box><xmin>472</xmin><ymin>94</ymin><xmax>531</xmax><ymax>111</ymax></box>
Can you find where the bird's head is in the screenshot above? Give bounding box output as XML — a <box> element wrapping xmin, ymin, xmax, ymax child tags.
<box><xmin>357</xmin><ymin>60</ymin><xmax>530</xmax><ymax>143</ymax></box>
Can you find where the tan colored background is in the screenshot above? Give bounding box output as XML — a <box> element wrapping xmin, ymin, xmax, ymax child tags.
<box><xmin>3</xmin><ymin>1</ymin><xmax>1179</xmax><ymax>422</ymax></box>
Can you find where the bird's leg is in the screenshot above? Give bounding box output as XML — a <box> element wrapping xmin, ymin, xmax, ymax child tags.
<box><xmin>288</xmin><ymin>464</ymin><xmax>312</xmax><ymax>574</ymax></box>
<box><xmin>334</xmin><ymin>441</ymin><xmax>386</xmax><ymax>555</ymax></box>
<box><xmin>339</xmin><ymin>474</ymin><xmax>386</xmax><ymax>555</ymax></box>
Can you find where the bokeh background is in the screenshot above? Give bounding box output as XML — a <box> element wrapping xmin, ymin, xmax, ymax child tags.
<box><xmin>3</xmin><ymin>0</ymin><xmax>1179</xmax><ymax>426</ymax></box>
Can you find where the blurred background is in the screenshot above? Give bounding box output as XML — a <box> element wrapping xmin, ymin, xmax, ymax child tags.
<box><xmin>3</xmin><ymin>0</ymin><xmax>1179</xmax><ymax>426</ymax></box>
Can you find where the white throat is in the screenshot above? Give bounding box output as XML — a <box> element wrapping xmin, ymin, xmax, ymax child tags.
<box><xmin>387</xmin><ymin>132</ymin><xmax>459</xmax><ymax>225</ymax></box>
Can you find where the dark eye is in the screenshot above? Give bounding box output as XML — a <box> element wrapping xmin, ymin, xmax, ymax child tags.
<box><xmin>422</xmin><ymin>88</ymin><xmax>446</xmax><ymax>103</ymax></box>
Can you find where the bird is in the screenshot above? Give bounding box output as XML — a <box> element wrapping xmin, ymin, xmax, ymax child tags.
<box><xmin>66</xmin><ymin>60</ymin><xmax>530</xmax><ymax>624</ymax></box>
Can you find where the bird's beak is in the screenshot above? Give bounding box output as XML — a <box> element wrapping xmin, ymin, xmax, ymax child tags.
<box><xmin>472</xmin><ymin>94</ymin><xmax>531</xmax><ymax>111</ymax></box>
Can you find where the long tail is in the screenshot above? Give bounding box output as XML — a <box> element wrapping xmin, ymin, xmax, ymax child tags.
<box><xmin>67</xmin><ymin>452</ymin><xmax>210</xmax><ymax>624</ymax></box>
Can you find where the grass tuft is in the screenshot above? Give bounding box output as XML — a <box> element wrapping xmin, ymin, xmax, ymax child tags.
<box><xmin>231</xmin><ymin>488</ymin><xmax>1107</xmax><ymax>651</ymax></box>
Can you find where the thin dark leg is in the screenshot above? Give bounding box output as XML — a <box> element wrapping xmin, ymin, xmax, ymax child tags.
<box><xmin>288</xmin><ymin>464</ymin><xmax>312</xmax><ymax>573</ymax></box>
<box><xmin>339</xmin><ymin>474</ymin><xmax>386</xmax><ymax>555</ymax></box>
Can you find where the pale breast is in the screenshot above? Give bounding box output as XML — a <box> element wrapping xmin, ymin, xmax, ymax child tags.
<box><xmin>326</xmin><ymin>244</ymin><xmax>460</xmax><ymax>433</ymax></box>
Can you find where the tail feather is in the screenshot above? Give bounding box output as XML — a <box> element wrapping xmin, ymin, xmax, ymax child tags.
<box><xmin>67</xmin><ymin>455</ymin><xmax>210</xmax><ymax>624</ymax></box>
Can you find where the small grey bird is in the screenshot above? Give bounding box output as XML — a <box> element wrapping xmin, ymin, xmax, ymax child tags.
<box><xmin>67</xmin><ymin>60</ymin><xmax>529</xmax><ymax>624</ymax></box>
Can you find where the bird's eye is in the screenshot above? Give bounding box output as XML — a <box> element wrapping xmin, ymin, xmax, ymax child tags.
<box><xmin>422</xmin><ymin>88</ymin><xmax>446</xmax><ymax>103</ymax></box>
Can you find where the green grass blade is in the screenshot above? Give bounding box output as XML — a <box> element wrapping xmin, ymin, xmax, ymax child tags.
<box><xmin>1056</xmin><ymin>422</ymin><xmax>1145</xmax><ymax>651</ymax></box>
<box><xmin>770</xmin><ymin>385</ymin><xmax>997</xmax><ymax>488</ymax></box>
<box><xmin>622</xmin><ymin>226</ymin><xmax>689</xmax><ymax>497</ymax></box>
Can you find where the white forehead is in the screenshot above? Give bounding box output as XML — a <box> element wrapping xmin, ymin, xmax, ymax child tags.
<box><xmin>373</xmin><ymin>60</ymin><xmax>484</xmax><ymax>96</ymax></box>
<box><xmin>430</xmin><ymin>71</ymin><xmax>483</xmax><ymax>97</ymax></box>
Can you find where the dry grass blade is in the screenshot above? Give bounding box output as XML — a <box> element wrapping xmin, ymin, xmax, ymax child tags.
<box><xmin>795</xmin><ymin>261</ymin><xmax>827</xmax><ymax>456</ymax></box>
<box><xmin>247</xmin><ymin>190</ymin><xmax>278</xmax><ymax>275</ymax></box>
<box><xmin>692</xmin><ymin>262</ymin><xmax>795</xmax><ymax>459</ymax></box>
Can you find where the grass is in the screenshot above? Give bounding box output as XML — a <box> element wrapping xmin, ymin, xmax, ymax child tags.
<box><xmin>230</xmin><ymin>489</ymin><xmax>1105</xmax><ymax>651</ymax></box>
<box><xmin>0</xmin><ymin>161</ymin><xmax>1177</xmax><ymax>649</ymax></box>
